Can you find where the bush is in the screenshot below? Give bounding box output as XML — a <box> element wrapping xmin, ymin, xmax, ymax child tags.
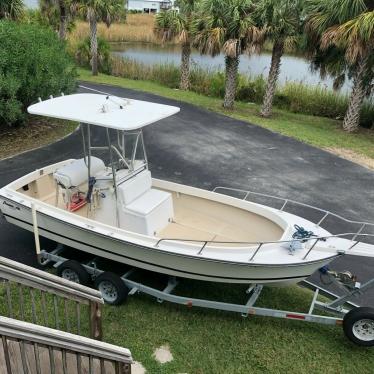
<box><xmin>0</xmin><ymin>20</ymin><xmax>76</xmax><ymax>127</ymax></box>
<box><xmin>75</xmin><ymin>37</ymin><xmax>111</xmax><ymax>74</ymax></box>
<box><xmin>236</xmin><ymin>75</ymin><xmax>266</xmax><ymax>103</ymax></box>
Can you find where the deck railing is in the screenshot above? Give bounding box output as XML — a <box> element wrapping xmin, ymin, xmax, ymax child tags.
<box><xmin>155</xmin><ymin>187</ymin><xmax>374</xmax><ymax>261</ymax></box>
<box><xmin>0</xmin><ymin>316</ymin><xmax>132</xmax><ymax>373</ymax></box>
<box><xmin>0</xmin><ymin>256</ymin><xmax>104</xmax><ymax>340</ymax></box>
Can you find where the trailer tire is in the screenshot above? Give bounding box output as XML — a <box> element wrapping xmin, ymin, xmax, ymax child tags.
<box><xmin>94</xmin><ymin>272</ymin><xmax>128</xmax><ymax>305</ymax></box>
<box><xmin>57</xmin><ymin>260</ymin><xmax>91</xmax><ymax>286</ymax></box>
<box><xmin>343</xmin><ymin>307</ymin><xmax>374</xmax><ymax>347</ymax></box>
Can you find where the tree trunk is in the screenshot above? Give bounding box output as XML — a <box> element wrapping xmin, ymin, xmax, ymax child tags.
<box><xmin>223</xmin><ymin>55</ymin><xmax>239</xmax><ymax>109</ymax></box>
<box><xmin>261</xmin><ymin>39</ymin><xmax>284</xmax><ymax>117</ymax></box>
<box><xmin>180</xmin><ymin>42</ymin><xmax>191</xmax><ymax>90</ymax></box>
<box><xmin>89</xmin><ymin>10</ymin><xmax>98</xmax><ymax>76</ymax></box>
<box><xmin>342</xmin><ymin>58</ymin><xmax>368</xmax><ymax>132</ymax></box>
<box><xmin>58</xmin><ymin>0</ymin><xmax>67</xmax><ymax>40</ymax></box>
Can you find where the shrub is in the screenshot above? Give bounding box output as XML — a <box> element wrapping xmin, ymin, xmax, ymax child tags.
<box><xmin>76</xmin><ymin>37</ymin><xmax>111</xmax><ymax>74</ymax></box>
<box><xmin>0</xmin><ymin>20</ymin><xmax>76</xmax><ymax>127</ymax></box>
<box><xmin>236</xmin><ymin>75</ymin><xmax>266</xmax><ymax>103</ymax></box>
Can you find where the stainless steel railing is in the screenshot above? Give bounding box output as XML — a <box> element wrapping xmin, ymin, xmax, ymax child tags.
<box><xmin>155</xmin><ymin>233</ymin><xmax>374</xmax><ymax>261</ymax></box>
<box><xmin>154</xmin><ymin>186</ymin><xmax>374</xmax><ymax>261</ymax></box>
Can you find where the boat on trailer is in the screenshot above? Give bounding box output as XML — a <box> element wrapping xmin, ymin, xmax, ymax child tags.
<box><xmin>0</xmin><ymin>93</ymin><xmax>373</xmax><ymax>287</ymax></box>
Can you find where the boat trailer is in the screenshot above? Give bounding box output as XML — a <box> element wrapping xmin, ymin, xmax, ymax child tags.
<box><xmin>39</xmin><ymin>245</ymin><xmax>374</xmax><ymax>347</ymax></box>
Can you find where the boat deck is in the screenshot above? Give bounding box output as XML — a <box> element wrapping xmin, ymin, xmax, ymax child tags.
<box><xmin>159</xmin><ymin>191</ymin><xmax>283</xmax><ymax>244</ymax></box>
<box><xmin>17</xmin><ymin>173</ymin><xmax>284</xmax><ymax>244</ymax></box>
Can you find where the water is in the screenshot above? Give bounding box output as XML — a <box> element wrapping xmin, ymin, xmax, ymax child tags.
<box><xmin>23</xmin><ymin>0</ymin><xmax>38</xmax><ymax>9</ymax></box>
<box><xmin>112</xmin><ymin>43</ymin><xmax>351</xmax><ymax>92</ymax></box>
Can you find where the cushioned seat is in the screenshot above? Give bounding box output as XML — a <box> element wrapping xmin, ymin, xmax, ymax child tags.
<box><xmin>54</xmin><ymin>157</ymin><xmax>105</xmax><ymax>188</ymax></box>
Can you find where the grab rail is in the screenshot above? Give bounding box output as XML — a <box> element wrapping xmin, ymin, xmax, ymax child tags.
<box><xmin>155</xmin><ymin>233</ymin><xmax>374</xmax><ymax>261</ymax></box>
<box><xmin>212</xmin><ymin>186</ymin><xmax>374</xmax><ymax>260</ymax></box>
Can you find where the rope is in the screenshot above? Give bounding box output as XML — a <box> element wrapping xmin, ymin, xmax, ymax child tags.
<box><xmin>292</xmin><ymin>224</ymin><xmax>316</xmax><ymax>240</ymax></box>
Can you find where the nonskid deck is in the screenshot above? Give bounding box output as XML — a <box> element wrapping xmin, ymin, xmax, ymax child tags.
<box><xmin>17</xmin><ymin>171</ymin><xmax>285</xmax><ymax>244</ymax></box>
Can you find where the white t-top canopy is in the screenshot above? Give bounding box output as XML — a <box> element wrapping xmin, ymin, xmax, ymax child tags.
<box><xmin>28</xmin><ymin>93</ymin><xmax>180</xmax><ymax>130</ymax></box>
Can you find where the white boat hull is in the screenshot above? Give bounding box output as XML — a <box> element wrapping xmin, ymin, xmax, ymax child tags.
<box><xmin>0</xmin><ymin>196</ymin><xmax>339</xmax><ymax>285</ymax></box>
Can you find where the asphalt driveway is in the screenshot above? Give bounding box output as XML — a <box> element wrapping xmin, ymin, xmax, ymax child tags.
<box><xmin>1</xmin><ymin>82</ymin><xmax>373</xmax><ymax>304</ymax></box>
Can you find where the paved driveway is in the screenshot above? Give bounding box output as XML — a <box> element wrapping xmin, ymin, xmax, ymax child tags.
<box><xmin>1</xmin><ymin>82</ymin><xmax>373</xmax><ymax>304</ymax></box>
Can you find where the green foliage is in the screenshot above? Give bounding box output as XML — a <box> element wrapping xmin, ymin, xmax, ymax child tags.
<box><xmin>0</xmin><ymin>21</ymin><xmax>76</xmax><ymax>127</ymax></box>
<box><xmin>0</xmin><ymin>0</ymin><xmax>24</xmax><ymax>20</ymax></box>
<box><xmin>96</xmin><ymin>55</ymin><xmax>374</xmax><ymax>128</ymax></box>
<box><xmin>154</xmin><ymin>0</ymin><xmax>198</xmax><ymax>43</ymax></box>
<box><xmin>81</xmin><ymin>0</ymin><xmax>125</xmax><ymax>26</ymax></box>
<box><xmin>192</xmin><ymin>0</ymin><xmax>261</xmax><ymax>58</ymax></box>
<box><xmin>75</xmin><ymin>36</ymin><xmax>111</xmax><ymax>73</ymax></box>
<box><xmin>37</xmin><ymin>0</ymin><xmax>77</xmax><ymax>34</ymax></box>
<box><xmin>305</xmin><ymin>0</ymin><xmax>373</xmax><ymax>95</ymax></box>
<box><xmin>0</xmin><ymin>74</ymin><xmax>23</xmax><ymax>125</ymax></box>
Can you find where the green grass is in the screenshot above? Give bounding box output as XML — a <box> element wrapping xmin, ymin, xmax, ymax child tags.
<box><xmin>78</xmin><ymin>68</ymin><xmax>374</xmax><ymax>163</ymax></box>
<box><xmin>2</xmin><ymin>279</ymin><xmax>373</xmax><ymax>373</ymax></box>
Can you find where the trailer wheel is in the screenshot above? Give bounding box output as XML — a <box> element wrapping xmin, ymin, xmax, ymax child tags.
<box><xmin>57</xmin><ymin>260</ymin><xmax>91</xmax><ymax>286</ymax></box>
<box><xmin>343</xmin><ymin>307</ymin><xmax>374</xmax><ymax>347</ymax></box>
<box><xmin>94</xmin><ymin>272</ymin><xmax>128</xmax><ymax>305</ymax></box>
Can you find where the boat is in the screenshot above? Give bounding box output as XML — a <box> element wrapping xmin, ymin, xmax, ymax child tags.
<box><xmin>0</xmin><ymin>93</ymin><xmax>373</xmax><ymax>286</ymax></box>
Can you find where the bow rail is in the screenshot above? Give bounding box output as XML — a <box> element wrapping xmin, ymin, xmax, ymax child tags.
<box><xmin>154</xmin><ymin>187</ymin><xmax>374</xmax><ymax>261</ymax></box>
<box><xmin>155</xmin><ymin>233</ymin><xmax>374</xmax><ymax>261</ymax></box>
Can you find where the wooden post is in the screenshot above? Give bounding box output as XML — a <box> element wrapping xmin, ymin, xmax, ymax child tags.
<box><xmin>89</xmin><ymin>301</ymin><xmax>103</xmax><ymax>341</ymax></box>
<box><xmin>120</xmin><ymin>362</ymin><xmax>132</xmax><ymax>374</ymax></box>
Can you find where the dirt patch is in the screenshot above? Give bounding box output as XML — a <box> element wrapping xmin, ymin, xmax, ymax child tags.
<box><xmin>153</xmin><ymin>344</ymin><xmax>173</xmax><ymax>364</ymax></box>
<box><xmin>132</xmin><ymin>361</ymin><xmax>146</xmax><ymax>374</ymax></box>
<box><xmin>0</xmin><ymin>117</ymin><xmax>77</xmax><ymax>160</ymax></box>
<box><xmin>325</xmin><ymin>147</ymin><xmax>374</xmax><ymax>170</ymax></box>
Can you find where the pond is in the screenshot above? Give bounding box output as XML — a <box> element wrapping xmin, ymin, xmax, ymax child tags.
<box><xmin>111</xmin><ymin>42</ymin><xmax>351</xmax><ymax>93</ymax></box>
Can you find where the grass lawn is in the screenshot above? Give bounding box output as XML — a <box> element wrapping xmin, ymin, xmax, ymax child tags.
<box><xmin>78</xmin><ymin>68</ymin><xmax>374</xmax><ymax>169</ymax></box>
<box><xmin>0</xmin><ymin>117</ymin><xmax>77</xmax><ymax>160</ymax></box>
<box><xmin>1</xmin><ymin>277</ymin><xmax>374</xmax><ymax>373</ymax></box>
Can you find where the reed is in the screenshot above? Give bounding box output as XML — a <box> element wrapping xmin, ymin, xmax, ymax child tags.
<box><xmin>69</xmin><ymin>14</ymin><xmax>158</xmax><ymax>44</ymax></box>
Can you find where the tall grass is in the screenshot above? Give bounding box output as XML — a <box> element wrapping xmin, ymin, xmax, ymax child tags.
<box><xmin>69</xmin><ymin>15</ymin><xmax>158</xmax><ymax>44</ymax></box>
<box><xmin>107</xmin><ymin>56</ymin><xmax>374</xmax><ymax>128</ymax></box>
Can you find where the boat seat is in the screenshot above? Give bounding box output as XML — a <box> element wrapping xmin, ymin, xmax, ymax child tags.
<box><xmin>120</xmin><ymin>188</ymin><xmax>174</xmax><ymax>236</ymax></box>
<box><xmin>117</xmin><ymin>170</ymin><xmax>174</xmax><ymax>236</ymax></box>
<box><xmin>54</xmin><ymin>157</ymin><xmax>106</xmax><ymax>189</ymax></box>
<box><xmin>118</xmin><ymin>169</ymin><xmax>152</xmax><ymax>205</ymax></box>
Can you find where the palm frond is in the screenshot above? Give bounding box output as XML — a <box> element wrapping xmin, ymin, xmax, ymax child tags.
<box><xmin>321</xmin><ymin>11</ymin><xmax>374</xmax><ymax>63</ymax></box>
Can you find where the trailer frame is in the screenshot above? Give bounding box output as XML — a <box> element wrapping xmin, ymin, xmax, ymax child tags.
<box><xmin>39</xmin><ymin>246</ymin><xmax>374</xmax><ymax>328</ymax></box>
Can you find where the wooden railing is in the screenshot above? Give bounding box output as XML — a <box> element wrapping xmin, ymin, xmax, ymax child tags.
<box><xmin>0</xmin><ymin>316</ymin><xmax>132</xmax><ymax>373</ymax></box>
<box><xmin>0</xmin><ymin>256</ymin><xmax>104</xmax><ymax>340</ymax></box>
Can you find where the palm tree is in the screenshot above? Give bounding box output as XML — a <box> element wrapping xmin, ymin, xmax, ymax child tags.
<box><xmin>154</xmin><ymin>0</ymin><xmax>198</xmax><ymax>90</ymax></box>
<box><xmin>305</xmin><ymin>0</ymin><xmax>374</xmax><ymax>132</ymax></box>
<box><xmin>193</xmin><ymin>0</ymin><xmax>262</xmax><ymax>109</ymax></box>
<box><xmin>0</xmin><ymin>0</ymin><xmax>24</xmax><ymax>20</ymax></box>
<box><xmin>321</xmin><ymin>12</ymin><xmax>374</xmax><ymax>131</ymax></box>
<box><xmin>39</xmin><ymin>0</ymin><xmax>71</xmax><ymax>40</ymax></box>
<box><xmin>255</xmin><ymin>0</ymin><xmax>303</xmax><ymax>118</ymax></box>
<box><xmin>81</xmin><ymin>0</ymin><xmax>124</xmax><ymax>76</ymax></box>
